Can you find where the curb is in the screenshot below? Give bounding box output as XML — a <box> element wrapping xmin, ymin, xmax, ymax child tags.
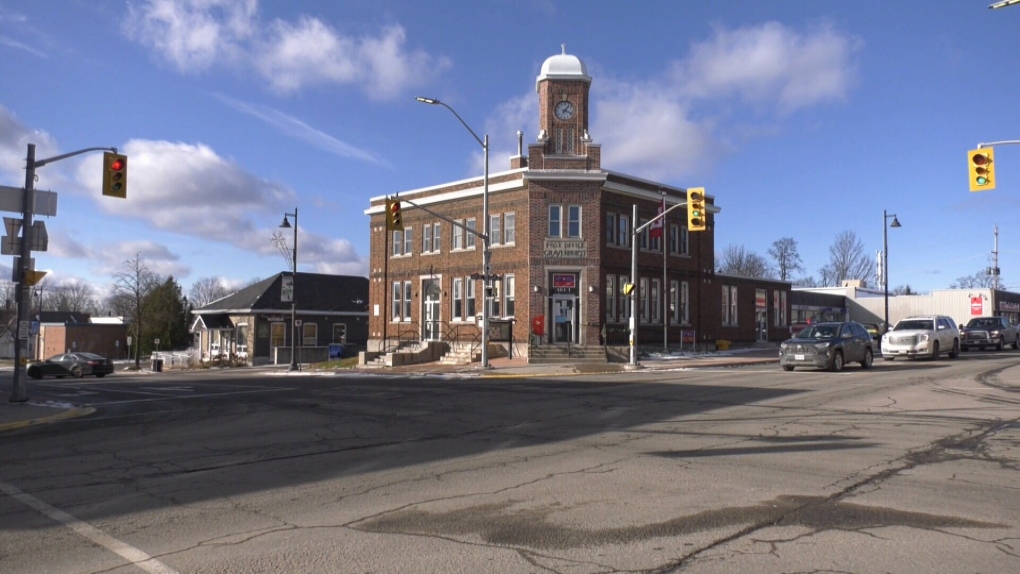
<box><xmin>0</xmin><ymin>406</ymin><xmax>96</xmax><ymax>433</ymax></box>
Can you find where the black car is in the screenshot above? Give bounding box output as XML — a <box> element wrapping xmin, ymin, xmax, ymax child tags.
<box><xmin>27</xmin><ymin>352</ymin><xmax>115</xmax><ymax>379</ymax></box>
<box><xmin>779</xmin><ymin>321</ymin><xmax>874</xmax><ymax>372</ymax></box>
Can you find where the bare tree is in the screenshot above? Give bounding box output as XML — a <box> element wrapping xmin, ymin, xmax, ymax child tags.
<box><xmin>49</xmin><ymin>280</ymin><xmax>96</xmax><ymax>313</ymax></box>
<box><xmin>768</xmin><ymin>237</ymin><xmax>803</xmax><ymax>282</ymax></box>
<box><xmin>717</xmin><ymin>244</ymin><xmax>772</xmax><ymax>278</ymax></box>
<box><xmin>950</xmin><ymin>270</ymin><xmax>997</xmax><ymax>289</ymax></box>
<box><xmin>824</xmin><ymin>231</ymin><xmax>874</xmax><ymax>287</ymax></box>
<box><xmin>111</xmin><ymin>253</ymin><xmax>160</xmax><ymax>369</ymax></box>
<box><xmin>188</xmin><ymin>276</ymin><xmax>231</xmax><ymax>308</ymax></box>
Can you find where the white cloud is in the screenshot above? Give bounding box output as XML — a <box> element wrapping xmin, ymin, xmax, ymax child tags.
<box><xmin>672</xmin><ymin>21</ymin><xmax>861</xmax><ymax>113</ymax></box>
<box><xmin>94</xmin><ymin>239</ymin><xmax>191</xmax><ymax>279</ymax></box>
<box><xmin>123</xmin><ymin>0</ymin><xmax>449</xmax><ymax>99</ymax></box>
<box><xmin>0</xmin><ymin>104</ymin><xmax>60</xmax><ymax>186</ymax></box>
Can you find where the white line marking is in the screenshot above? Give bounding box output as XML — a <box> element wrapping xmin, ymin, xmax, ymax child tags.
<box><xmin>0</xmin><ymin>480</ymin><xmax>180</xmax><ymax>574</ymax></box>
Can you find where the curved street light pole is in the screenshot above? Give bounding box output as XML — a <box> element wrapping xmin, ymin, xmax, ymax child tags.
<box><xmin>883</xmin><ymin>210</ymin><xmax>901</xmax><ymax>334</ymax></box>
<box><xmin>280</xmin><ymin>209</ymin><xmax>299</xmax><ymax>371</ymax></box>
<box><xmin>416</xmin><ymin>97</ymin><xmax>491</xmax><ymax>369</ymax></box>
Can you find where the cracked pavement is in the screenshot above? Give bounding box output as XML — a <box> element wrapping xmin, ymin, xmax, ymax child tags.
<box><xmin>2</xmin><ymin>356</ymin><xmax>1019</xmax><ymax>573</ymax></box>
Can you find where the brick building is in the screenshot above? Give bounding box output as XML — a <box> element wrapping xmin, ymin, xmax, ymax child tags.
<box><xmin>365</xmin><ymin>47</ymin><xmax>792</xmax><ymax>359</ymax></box>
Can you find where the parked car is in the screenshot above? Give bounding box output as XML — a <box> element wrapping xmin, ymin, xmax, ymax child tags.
<box><xmin>861</xmin><ymin>322</ymin><xmax>884</xmax><ymax>338</ymax></box>
<box><xmin>960</xmin><ymin>316</ymin><xmax>1019</xmax><ymax>351</ymax></box>
<box><xmin>27</xmin><ymin>352</ymin><xmax>115</xmax><ymax>379</ymax></box>
<box><xmin>881</xmin><ymin>315</ymin><xmax>960</xmax><ymax>360</ymax></box>
<box><xmin>779</xmin><ymin>321</ymin><xmax>874</xmax><ymax>372</ymax></box>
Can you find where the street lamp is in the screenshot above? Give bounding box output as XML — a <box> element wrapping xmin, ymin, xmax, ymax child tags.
<box><xmin>280</xmin><ymin>209</ymin><xmax>299</xmax><ymax>371</ymax></box>
<box><xmin>416</xmin><ymin>96</ymin><xmax>491</xmax><ymax>369</ymax></box>
<box><xmin>883</xmin><ymin>210</ymin><xmax>901</xmax><ymax>333</ymax></box>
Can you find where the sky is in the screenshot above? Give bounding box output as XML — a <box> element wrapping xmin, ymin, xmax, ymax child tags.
<box><xmin>1</xmin><ymin>0</ymin><xmax>1019</xmax><ymax>302</ymax></box>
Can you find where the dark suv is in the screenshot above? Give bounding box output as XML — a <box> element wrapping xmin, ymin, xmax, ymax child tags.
<box><xmin>960</xmin><ymin>316</ymin><xmax>1019</xmax><ymax>351</ymax></box>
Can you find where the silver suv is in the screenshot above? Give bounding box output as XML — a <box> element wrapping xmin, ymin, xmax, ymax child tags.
<box><xmin>881</xmin><ymin>315</ymin><xmax>960</xmax><ymax>360</ymax></box>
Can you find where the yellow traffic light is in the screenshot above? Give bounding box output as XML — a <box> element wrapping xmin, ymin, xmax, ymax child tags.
<box><xmin>386</xmin><ymin>198</ymin><xmax>403</xmax><ymax>230</ymax></box>
<box><xmin>687</xmin><ymin>187</ymin><xmax>706</xmax><ymax>231</ymax></box>
<box><xmin>102</xmin><ymin>152</ymin><xmax>128</xmax><ymax>198</ymax></box>
<box><xmin>968</xmin><ymin>147</ymin><xmax>995</xmax><ymax>192</ymax></box>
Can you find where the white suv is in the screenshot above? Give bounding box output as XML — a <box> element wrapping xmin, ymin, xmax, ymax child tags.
<box><xmin>881</xmin><ymin>315</ymin><xmax>960</xmax><ymax>360</ymax></box>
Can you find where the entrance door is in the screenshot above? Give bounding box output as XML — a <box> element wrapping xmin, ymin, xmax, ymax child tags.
<box><xmin>551</xmin><ymin>296</ymin><xmax>578</xmax><ymax>344</ymax></box>
<box><xmin>423</xmin><ymin>279</ymin><xmax>441</xmax><ymax>341</ymax></box>
<box><xmin>756</xmin><ymin>310</ymin><xmax>768</xmax><ymax>342</ymax></box>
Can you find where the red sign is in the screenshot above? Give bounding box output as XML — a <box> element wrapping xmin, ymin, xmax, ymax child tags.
<box><xmin>971</xmin><ymin>296</ymin><xmax>983</xmax><ymax>315</ymax></box>
<box><xmin>552</xmin><ymin>273</ymin><xmax>576</xmax><ymax>288</ymax></box>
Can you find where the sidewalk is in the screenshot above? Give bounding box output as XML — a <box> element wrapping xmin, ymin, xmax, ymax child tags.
<box><xmin>1</xmin><ymin>349</ymin><xmax>778</xmax><ymax>432</ymax></box>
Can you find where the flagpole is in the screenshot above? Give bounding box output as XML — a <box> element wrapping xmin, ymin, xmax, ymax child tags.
<box><xmin>661</xmin><ymin>191</ymin><xmax>668</xmax><ymax>352</ymax></box>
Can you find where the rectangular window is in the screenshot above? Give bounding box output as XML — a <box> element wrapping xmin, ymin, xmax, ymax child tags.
<box><xmin>490</xmin><ymin>215</ymin><xmax>501</xmax><ymax>246</ymax></box>
<box><xmin>466</xmin><ymin>218</ymin><xmax>477</xmax><ymax>249</ymax></box>
<box><xmin>504</xmin><ymin>213</ymin><xmax>516</xmax><ymax>244</ymax></box>
<box><xmin>639</xmin><ymin>219</ymin><xmax>649</xmax><ymax>250</ymax></box>
<box><xmin>669</xmin><ymin>224</ymin><xmax>678</xmax><ymax>254</ymax></box>
<box><xmin>403</xmin><ymin>281</ymin><xmax>413</xmax><ymax>320</ymax></box>
<box><xmin>302</xmin><ymin>322</ymin><xmax>317</xmax><ymax>346</ymax></box>
<box><xmin>607</xmin><ymin>213</ymin><xmax>617</xmax><ymax>246</ymax></box>
<box><xmin>567</xmin><ymin>205</ymin><xmax>581</xmax><ymax>238</ymax></box>
<box><xmin>619</xmin><ymin>216</ymin><xmax>630</xmax><ymax>247</ymax></box>
<box><xmin>423</xmin><ymin>223</ymin><xmax>433</xmax><ymax>253</ymax></box>
<box><xmin>781</xmin><ymin>291</ymin><xmax>787</xmax><ymax>325</ymax></box>
<box><xmin>270</xmin><ymin>322</ymin><xmax>285</xmax><ymax>348</ymax></box>
<box><xmin>640</xmin><ymin>278</ymin><xmax>649</xmax><ymax>322</ymax></box>
<box><xmin>453</xmin><ymin>278</ymin><xmax>464</xmax><ymax>320</ymax></box>
<box><xmin>681</xmin><ymin>281</ymin><xmax>689</xmax><ymax>324</ymax></box>
<box><xmin>432</xmin><ymin>222</ymin><xmax>441</xmax><ymax>252</ymax></box>
<box><xmin>721</xmin><ymin>285</ymin><xmax>730</xmax><ymax>325</ymax></box>
<box><xmin>773</xmin><ymin>291</ymin><xmax>781</xmax><ymax>326</ymax></box>
<box><xmin>392</xmin><ymin>230</ymin><xmax>403</xmax><ymax>256</ymax></box>
<box><xmin>332</xmin><ymin>323</ymin><xmax>347</xmax><ymax>343</ymax></box>
<box><xmin>505</xmin><ymin>274</ymin><xmax>515</xmax><ymax>317</ymax></box>
<box><xmin>549</xmin><ymin>205</ymin><xmax>562</xmax><ymax>237</ymax></box>
<box><xmin>670</xmin><ymin>280</ymin><xmax>679</xmax><ymax>323</ymax></box>
<box><xmin>236</xmin><ymin>323</ymin><xmax>249</xmax><ymax>356</ymax></box>
<box><xmin>490</xmin><ymin>279</ymin><xmax>501</xmax><ymax>318</ymax></box>
<box><xmin>606</xmin><ymin>275</ymin><xmax>616</xmax><ymax>322</ymax></box>
<box><xmin>555</xmin><ymin>128</ymin><xmax>574</xmax><ymax>154</ymax></box>
<box><xmin>404</xmin><ymin>227</ymin><xmax>412</xmax><ymax>255</ymax></box>
<box><xmin>680</xmin><ymin>226</ymin><xmax>689</xmax><ymax>255</ymax></box>
<box><xmin>652</xmin><ymin>279</ymin><xmax>661</xmax><ymax>323</ymax></box>
<box><xmin>466</xmin><ymin>279</ymin><xmax>476</xmax><ymax>318</ymax></box>
<box><xmin>619</xmin><ymin>275</ymin><xmax>630</xmax><ymax>320</ymax></box>
<box><xmin>730</xmin><ymin>286</ymin><xmax>738</xmax><ymax>326</ymax></box>
<box><xmin>453</xmin><ymin>219</ymin><xmax>464</xmax><ymax>250</ymax></box>
<box><xmin>392</xmin><ymin>282</ymin><xmax>401</xmax><ymax>321</ymax></box>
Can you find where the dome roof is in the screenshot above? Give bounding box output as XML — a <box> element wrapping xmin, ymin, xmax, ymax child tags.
<box><xmin>536</xmin><ymin>45</ymin><xmax>591</xmax><ymax>91</ymax></box>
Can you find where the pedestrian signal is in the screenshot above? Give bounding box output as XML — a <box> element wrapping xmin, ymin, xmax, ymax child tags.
<box><xmin>968</xmin><ymin>148</ymin><xmax>995</xmax><ymax>192</ymax></box>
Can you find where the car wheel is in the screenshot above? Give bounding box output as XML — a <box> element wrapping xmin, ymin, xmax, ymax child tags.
<box><xmin>829</xmin><ymin>351</ymin><xmax>844</xmax><ymax>372</ymax></box>
<box><xmin>1013</xmin><ymin>336</ymin><xmax>1019</xmax><ymax>350</ymax></box>
<box><xmin>782</xmin><ymin>365</ymin><xmax>795</xmax><ymax>372</ymax></box>
<box><xmin>930</xmin><ymin>341</ymin><xmax>940</xmax><ymax>361</ymax></box>
<box><xmin>997</xmin><ymin>337</ymin><xmax>1005</xmax><ymax>351</ymax></box>
<box><xmin>861</xmin><ymin>348</ymin><xmax>873</xmax><ymax>369</ymax></box>
<box><xmin>949</xmin><ymin>339</ymin><xmax>959</xmax><ymax>359</ymax></box>
<box><xmin>71</xmin><ymin>366</ymin><xmax>84</xmax><ymax>378</ymax></box>
<box><xmin>28</xmin><ymin>369</ymin><xmax>42</xmax><ymax>380</ymax></box>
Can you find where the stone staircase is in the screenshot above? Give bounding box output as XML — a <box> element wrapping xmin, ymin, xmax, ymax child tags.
<box><xmin>528</xmin><ymin>344</ymin><xmax>606</xmax><ymax>365</ymax></box>
<box><xmin>438</xmin><ymin>345</ymin><xmax>481</xmax><ymax>366</ymax></box>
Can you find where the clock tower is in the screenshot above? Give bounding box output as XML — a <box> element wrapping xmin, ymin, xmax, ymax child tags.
<box><xmin>530</xmin><ymin>45</ymin><xmax>600</xmax><ymax>170</ymax></box>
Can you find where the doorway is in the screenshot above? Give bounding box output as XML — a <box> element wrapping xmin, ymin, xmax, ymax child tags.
<box><xmin>422</xmin><ymin>278</ymin><xmax>441</xmax><ymax>341</ymax></box>
<box><xmin>551</xmin><ymin>295</ymin><xmax>578</xmax><ymax>344</ymax></box>
<box><xmin>756</xmin><ymin>310</ymin><xmax>768</xmax><ymax>342</ymax></box>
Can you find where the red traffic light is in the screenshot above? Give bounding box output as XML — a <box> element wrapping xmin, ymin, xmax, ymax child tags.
<box><xmin>110</xmin><ymin>159</ymin><xmax>124</xmax><ymax>171</ymax></box>
<box><xmin>972</xmin><ymin>153</ymin><xmax>990</xmax><ymax>166</ymax></box>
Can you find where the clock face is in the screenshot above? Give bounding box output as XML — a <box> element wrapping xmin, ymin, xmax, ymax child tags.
<box><xmin>554</xmin><ymin>101</ymin><xmax>575</xmax><ymax>120</ymax></box>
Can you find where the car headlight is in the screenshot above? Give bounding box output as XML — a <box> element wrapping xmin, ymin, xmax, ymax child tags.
<box><xmin>813</xmin><ymin>342</ymin><xmax>832</xmax><ymax>353</ymax></box>
<box><xmin>918</xmin><ymin>333</ymin><xmax>930</xmax><ymax>342</ymax></box>
<box><xmin>991</xmin><ymin>330</ymin><xmax>1001</xmax><ymax>337</ymax></box>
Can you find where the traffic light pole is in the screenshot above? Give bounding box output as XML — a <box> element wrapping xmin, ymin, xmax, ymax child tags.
<box><xmin>9</xmin><ymin>144</ymin><xmax>116</xmax><ymax>403</ymax></box>
<box><xmin>628</xmin><ymin>200</ymin><xmax>687</xmax><ymax>369</ymax></box>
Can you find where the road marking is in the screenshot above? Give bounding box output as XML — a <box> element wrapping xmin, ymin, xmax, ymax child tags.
<box><xmin>0</xmin><ymin>479</ymin><xmax>180</xmax><ymax>574</ymax></box>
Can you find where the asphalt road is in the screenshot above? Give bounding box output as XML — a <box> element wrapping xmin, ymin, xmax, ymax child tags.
<box><xmin>2</xmin><ymin>354</ymin><xmax>1019</xmax><ymax>573</ymax></box>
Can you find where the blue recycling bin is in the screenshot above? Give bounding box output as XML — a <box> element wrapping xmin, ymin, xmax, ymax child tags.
<box><xmin>328</xmin><ymin>344</ymin><xmax>344</xmax><ymax>359</ymax></box>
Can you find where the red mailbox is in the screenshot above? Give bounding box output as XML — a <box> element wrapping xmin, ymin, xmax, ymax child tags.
<box><xmin>531</xmin><ymin>316</ymin><xmax>545</xmax><ymax>336</ymax></box>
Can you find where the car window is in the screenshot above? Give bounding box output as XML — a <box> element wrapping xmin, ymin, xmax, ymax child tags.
<box><xmin>840</xmin><ymin>324</ymin><xmax>852</xmax><ymax>338</ymax></box>
<box><xmin>801</xmin><ymin>326</ymin><xmax>836</xmax><ymax>339</ymax></box>
<box><xmin>895</xmin><ymin>319</ymin><xmax>933</xmax><ymax>331</ymax></box>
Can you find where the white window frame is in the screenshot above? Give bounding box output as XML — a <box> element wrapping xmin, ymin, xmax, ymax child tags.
<box><xmin>504</xmin><ymin>274</ymin><xmax>515</xmax><ymax>317</ymax></box>
<box><xmin>403</xmin><ymin>281</ymin><xmax>413</xmax><ymax>321</ymax></box>
<box><xmin>453</xmin><ymin>278</ymin><xmax>464</xmax><ymax>320</ymax></box>
<box><xmin>619</xmin><ymin>215</ymin><xmax>630</xmax><ymax>247</ymax></box>
<box><xmin>490</xmin><ymin>215</ymin><xmax>501</xmax><ymax>246</ymax></box>
<box><xmin>302</xmin><ymin>322</ymin><xmax>317</xmax><ymax>346</ymax></box>
<box><xmin>466</xmin><ymin>279</ymin><xmax>476</xmax><ymax>319</ymax></box>
<box><xmin>618</xmin><ymin>274</ymin><xmax>630</xmax><ymax>321</ymax></box>
<box><xmin>640</xmin><ymin>277</ymin><xmax>649</xmax><ymax>322</ymax></box>
<box><xmin>403</xmin><ymin>226</ymin><xmax>412</xmax><ymax>255</ymax></box>
<box><xmin>566</xmin><ymin>205</ymin><xmax>581</xmax><ymax>238</ymax></box>
<box><xmin>606</xmin><ymin>275</ymin><xmax>616</xmax><ymax>322</ymax></box>
<box><xmin>453</xmin><ymin>219</ymin><xmax>464</xmax><ymax>250</ymax></box>
<box><xmin>504</xmin><ymin>213</ymin><xmax>515</xmax><ymax>245</ymax></box>
<box><xmin>432</xmin><ymin>222</ymin><xmax>441</xmax><ymax>253</ymax></box>
<box><xmin>466</xmin><ymin>218</ymin><xmax>477</xmax><ymax>249</ymax></box>
<box><xmin>549</xmin><ymin>205</ymin><xmax>562</xmax><ymax>237</ymax></box>
<box><xmin>607</xmin><ymin>213</ymin><xmax>617</xmax><ymax>246</ymax></box>
<box><xmin>651</xmin><ymin>278</ymin><xmax>661</xmax><ymax>323</ymax></box>
<box><xmin>391</xmin><ymin>282</ymin><xmax>401</xmax><ymax>321</ymax></box>
<box><xmin>422</xmin><ymin>223</ymin><xmax>433</xmax><ymax>253</ymax></box>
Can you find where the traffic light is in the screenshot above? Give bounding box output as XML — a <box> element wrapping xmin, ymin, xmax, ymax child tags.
<box><xmin>969</xmin><ymin>147</ymin><xmax>995</xmax><ymax>192</ymax></box>
<box><xmin>386</xmin><ymin>198</ymin><xmax>403</xmax><ymax>230</ymax></box>
<box><xmin>102</xmin><ymin>152</ymin><xmax>127</xmax><ymax>198</ymax></box>
<box><xmin>687</xmin><ymin>187</ymin><xmax>706</xmax><ymax>231</ymax></box>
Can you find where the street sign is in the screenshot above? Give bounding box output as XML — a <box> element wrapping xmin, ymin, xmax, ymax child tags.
<box><xmin>2</xmin><ymin>219</ymin><xmax>49</xmax><ymax>254</ymax></box>
<box><xmin>0</xmin><ymin>186</ymin><xmax>58</xmax><ymax>216</ymax></box>
<box><xmin>295</xmin><ymin>319</ymin><xmax>303</xmax><ymax>327</ymax></box>
<box><xmin>10</xmin><ymin>257</ymin><xmax>35</xmax><ymax>282</ymax></box>
<box><xmin>24</xmin><ymin>270</ymin><xmax>46</xmax><ymax>286</ymax></box>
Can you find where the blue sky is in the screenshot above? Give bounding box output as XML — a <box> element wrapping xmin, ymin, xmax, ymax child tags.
<box><xmin>1</xmin><ymin>0</ymin><xmax>1018</xmax><ymax>300</ymax></box>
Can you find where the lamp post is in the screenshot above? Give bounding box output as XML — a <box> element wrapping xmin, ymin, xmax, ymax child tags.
<box><xmin>883</xmin><ymin>210</ymin><xmax>901</xmax><ymax>333</ymax></box>
<box><xmin>416</xmin><ymin>96</ymin><xmax>491</xmax><ymax>369</ymax></box>
<box><xmin>280</xmin><ymin>208</ymin><xmax>299</xmax><ymax>371</ymax></box>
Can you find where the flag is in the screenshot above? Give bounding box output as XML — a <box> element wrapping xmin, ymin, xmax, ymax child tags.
<box><xmin>649</xmin><ymin>196</ymin><xmax>665</xmax><ymax>240</ymax></box>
